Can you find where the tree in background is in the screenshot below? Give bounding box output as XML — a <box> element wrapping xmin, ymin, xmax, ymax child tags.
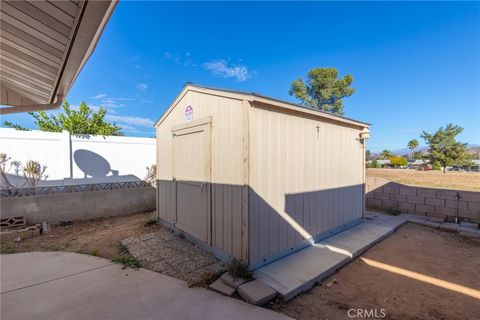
<box><xmin>380</xmin><ymin>149</ymin><xmax>393</xmax><ymax>159</ymax></box>
<box><xmin>4</xmin><ymin>101</ymin><xmax>123</xmax><ymax>136</ymax></box>
<box><xmin>421</xmin><ymin>124</ymin><xmax>471</xmax><ymax>173</ymax></box>
<box><xmin>389</xmin><ymin>156</ymin><xmax>407</xmax><ymax>168</ymax></box>
<box><xmin>2</xmin><ymin>121</ymin><xmax>30</xmax><ymax>131</ymax></box>
<box><xmin>413</xmin><ymin>150</ymin><xmax>426</xmax><ymax>160</ymax></box>
<box><xmin>366</xmin><ymin>150</ymin><xmax>371</xmax><ymax>160</ymax></box>
<box><xmin>407</xmin><ymin>139</ymin><xmax>419</xmax><ymax>160</ymax></box>
<box><xmin>289</xmin><ymin>67</ymin><xmax>355</xmax><ymax>115</ymax></box>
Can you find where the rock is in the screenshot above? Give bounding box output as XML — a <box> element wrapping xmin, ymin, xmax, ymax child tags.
<box><xmin>209</xmin><ymin>279</ymin><xmax>236</xmax><ymax>296</ymax></box>
<box><xmin>238</xmin><ymin>279</ymin><xmax>277</xmax><ymax>306</ymax></box>
<box><xmin>221</xmin><ymin>272</ymin><xmax>248</xmax><ymax>289</ymax></box>
<box><xmin>325</xmin><ymin>279</ymin><xmax>337</xmax><ymax>288</ymax></box>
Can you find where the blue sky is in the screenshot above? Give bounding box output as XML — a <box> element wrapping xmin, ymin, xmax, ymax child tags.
<box><xmin>2</xmin><ymin>1</ymin><xmax>479</xmax><ymax>152</ymax></box>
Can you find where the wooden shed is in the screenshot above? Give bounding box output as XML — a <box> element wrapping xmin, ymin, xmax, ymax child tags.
<box><xmin>155</xmin><ymin>84</ymin><xmax>370</xmax><ymax>269</ymax></box>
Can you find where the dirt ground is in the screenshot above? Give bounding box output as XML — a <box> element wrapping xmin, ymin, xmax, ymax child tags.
<box><xmin>271</xmin><ymin>223</ymin><xmax>480</xmax><ymax>320</ymax></box>
<box><xmin>0</xmin><ymin>211</ymin><xmax>160</xmax><ymax>259</ymax></box>
<box><xmin>1</xmin><ymin>211</ymin><xmax>226</xmax><ymax>287</ymax></box>
<box><xmin>367</xmin><ymin>168</ymin><xmax>480</xmax><ymax>191</ymax></box>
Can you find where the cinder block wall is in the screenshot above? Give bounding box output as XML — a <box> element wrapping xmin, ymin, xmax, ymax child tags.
<box><xmin>1</xmin><ymin>186</ymin><xmax>156</xmax><ymax>224</ymax></box>
<box><xmin>366</xmin><ymin>177</ymin><xmax>480</xmax><ymax>222</ymax></box>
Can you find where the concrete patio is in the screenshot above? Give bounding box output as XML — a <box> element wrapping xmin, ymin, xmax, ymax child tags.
<box><xmin>1</xmin><ymin>252</ymin><xmax>290</xmax><ymax>320</ymax></box>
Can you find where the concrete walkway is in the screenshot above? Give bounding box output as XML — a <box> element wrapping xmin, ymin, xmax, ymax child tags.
<box><xmin>255</xmin><ymin>216</ymin><xmax>399</xmax><ymax>301</ymax></box>
<box><xmin>1</xmin><ymin>252</ymin><xmax>290</xmax><ymax>320</ymax></box>
<box><xmin>255</xmin><ymin>211</ymin><xmax>480</xmax><ymax>301</ymax></box>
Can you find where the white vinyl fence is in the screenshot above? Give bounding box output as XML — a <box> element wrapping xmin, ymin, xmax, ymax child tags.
<box><xmin>0</xmin><ymin>128</ymin><xmax>156</xmax><ymax>187</ymax></box>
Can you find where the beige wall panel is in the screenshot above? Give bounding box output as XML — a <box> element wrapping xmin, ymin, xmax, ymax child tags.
<box><xmin>157</xmin><ymin>90</ymin><xmax>245</xmax><ymax>185</ymax></box>
<box><xmin>248</xmin><ymin>105</ymin><xmax>364</xmax><ymax>264</ymax></box>
<box><xmin>156</xmin><ymin>90</ymin><xmax>248</xmax><ymax>261</ymax></box>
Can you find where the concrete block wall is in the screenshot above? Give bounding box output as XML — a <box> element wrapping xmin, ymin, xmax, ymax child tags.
<box><xmin>0</xmin><ymin>186</ymin><xmax>156</xmax><ymax>224</ymax></box>
<box><xmin>366</xmin><ymin>177</ymin><xmax>480</xmax><ymax>222</ymax></box>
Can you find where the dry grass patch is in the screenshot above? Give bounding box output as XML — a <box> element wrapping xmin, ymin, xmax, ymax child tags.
<box><xmin>367</xmin><ymin>168</ymin><xmax>480</xmax><ymax>191</ymax></box>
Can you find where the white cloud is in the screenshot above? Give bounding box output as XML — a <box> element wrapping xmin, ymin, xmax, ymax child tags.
<box><xmin>164</xmin><ymin>51</ymin><xmax>196</xmax><ymax>67</ymax></box>
<box><xmin>202</xmin><ymin>60</ymin><xmax>250</xmax><ymax>82</ymax></box>
<box><xmin>93</xmin><ymin>94</ymin><xmax>107</xmax><ymax>99</ymax></box>
<box><xmin>136</xmin><ymin>83</ymin><xmax>148</xmax><ymax>91</ymax></box>
<box><xmin>106</xmin><ymin>115</ymin><xmax>155</xmax><ymax>127</ymax></box>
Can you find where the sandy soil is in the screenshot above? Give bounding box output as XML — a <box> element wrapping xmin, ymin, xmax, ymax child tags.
<box><xmin>271</xmin><ymin>223</ymin><xmax>480</xmax><ymax>320</ymax></box>
<box><xmin>367</xmin><ymin>168</ymin><xmax>480</xmax><ymax>191</ymax></box>
<box><xmin>0</xmin><ymin>211</ymin><xmax>160</xmax><ymax>259</ymax></box>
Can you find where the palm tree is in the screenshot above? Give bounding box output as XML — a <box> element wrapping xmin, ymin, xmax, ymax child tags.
<box><xmin>407</xmin><ymin>139</ymin><xmax>419</xmax><ymax>160</ymax></box>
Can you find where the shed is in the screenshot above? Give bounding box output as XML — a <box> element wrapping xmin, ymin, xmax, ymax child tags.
<box><xmin>155</xmin><ymin>84</ymin><xmax>370</xmax><ymax>269</ymax></box>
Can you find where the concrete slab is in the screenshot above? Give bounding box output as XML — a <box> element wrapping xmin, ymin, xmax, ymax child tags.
<box><xmin>0</xmin><ymin>252</ymin><xmax>112</xmax><ymax>293</ymax></box>
<box><xmin>255</xmin><ymin>244</ymin><xmax>350</xmax><ymax>301</ymax></box>
<box><xmin>460</xmin><ymin>221</ymin><xmax>479</xmax><ymax>228</ymax></box>
<box><xmin>1</xmin><ymin>252</ymin><xmax>290</xmax><ymax>320</ymax></box>
<box><xmin>323</xmin><ymin>223</ymin><xmax>394</xmax><ymax>258</ymax></box>
<box><xmin>457</xmin><ymin>225</ymin><xmax>480</xmax><ymax>234</ymax></box>
<box><xmin>401</xmin><ymin>214</ymin><xmax>428</xmax><ymax>222</ymax></box>
<box><xmin>439</xmin><ymin>222</ymin><xmax>460</xmax><ymax>232</ymax></box>
<box><xmin>458</xmin><ymin>231</ymin><xmax>480</xmax><ymax>239</ymax></box>
<box><xmin>415</xmin><ymin>220</ymin><xmax>442</xmax><ymax>228</ymax></box>
<box><xmin>209</xmin><ymin>279</ymin><xmax>236</xmax><ymax>296</ymax></box>
<box><xmin>221</xmin><ymin>272</ymin><xmax>248</xmax><ymax>289</ymax></box>
<box><xmin>238</xmin><ymin>279</ymin><xmax>277</xmax><ymax>306</ymax></box>
<box><xmin>378</xmin><ymin>217</ymin><xmax>407</xmax><ymax>230</ymax></box>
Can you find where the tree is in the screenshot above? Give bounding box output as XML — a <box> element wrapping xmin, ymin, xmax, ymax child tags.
<box><xmin>289</xmin><ymin>67</ymin><xmax>355</xmax><ymax>115</ymax></box>
<box><xmin>389</xmin><ymin>156</ymin><xmax>407</xmax><ymax>168</ymax></box>
<box><xmin>26</xmin><ymin>101</ymin><xmax>123</xmax><ymax>136</ymax></box>
<box><xmin>421</xmin><ymin>124</ymin><xmax>471</xmax><ymax>173</ymax></box>
<box><xmin>366</xmin><ymin>150</ymin><xmax>371</xmax><ymax>160</ymax></box>
<box><xmin>413</xmin><ymin>151</ymin><xmax>426</xmax><ymax>160</ymax></box>
<box><xmin>380</xmin><ymin>149</ymin><xmax>393</xmax><ymax>159</ymax></box>
<box><xmin>3</xmin><ymin>121</ymin><xmax>30</xmax><ymax>131</ymax></box>
<box><xmin>407</xmin><ymin>139</ymin><xmax>419</xmax><ymax>160</ymax></box>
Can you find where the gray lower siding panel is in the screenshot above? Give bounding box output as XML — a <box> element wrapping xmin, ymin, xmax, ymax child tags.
<box><xmin>249</xmin><ymin>184</ymin><xmax>363</xmax><ymax>268</ymax></box>
<box><xmin>156</xmin><ymin>180</ymin><xmax>248</xmax><ymax>262</ymax></box>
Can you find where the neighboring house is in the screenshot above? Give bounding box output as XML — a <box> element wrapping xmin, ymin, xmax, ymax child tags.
<box><xmin>449</xmin><ymin>159</ymin><xmax>480</xmax><ymax>172</ymax></box>
<box><xmin>407</xmin><ymin>159</ymin><xmax>427</xmax><ymax>169</ymax></box>
<box><xmin>155</xmin><ymin>84</ymin><xmax>370</xmax><ymax>269</ymax></box>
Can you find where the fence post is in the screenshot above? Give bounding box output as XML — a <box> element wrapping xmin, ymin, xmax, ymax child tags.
<box><xmin>61</xmin><ymin>130</ymin><xmax>72</xmax><ymax>181</ymax></box>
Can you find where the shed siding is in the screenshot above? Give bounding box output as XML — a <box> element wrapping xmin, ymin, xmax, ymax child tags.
<box><xmin>156</xmin><ymin>90</ymin><xmax>248</xmax><ymax>261</ymax></box>
<box><xmin>248</xmin><ymin>104</ymin><xmax>364</xmax><ymax>265</ymax></box>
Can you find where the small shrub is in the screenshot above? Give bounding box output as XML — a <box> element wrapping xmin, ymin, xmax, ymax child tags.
<box><xmin>144</xmin><ymin>218</ymin><xmax>157</xmax><ymax>227</ymax></box>
<box><xmin>112</xmin><ymin>256</ymin><xmax>141</xmax><ymax>269</ymax></box>
<box><xmin>388</xmin><ymin>208</ymin><xmax>401</xmax><ymax>216</ymax></box>
<box><xmin>89</xmin><ymin>250</ymin><xmax>100</xmax><ymax>257</ymax></box>
<box><xmin>1</xmin><ymin>245</ymin><xmax>17</xmax><ymax>254</ymax></box>
<box><xmin>191</xmin><ymin>270</ymin><xmax>225</xmax><ymax>287</ymax></box>
<box><xmin>227</xmin><ymin>259</ymin><xmax>252</xmax><ymax>279</ymax></box>
<box><xmin>118</xmin><ymin>243</ymin><xmax>129</xmax><ymax>255</ymax></box>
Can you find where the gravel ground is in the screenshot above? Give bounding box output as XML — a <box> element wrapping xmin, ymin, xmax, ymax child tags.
<box><xmin>122</xmin><ymin>229</ymin><xmax>227</xmax><ymax>286</ymax></box>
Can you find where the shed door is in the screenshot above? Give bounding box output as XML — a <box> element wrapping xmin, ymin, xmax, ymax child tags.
<box><xmin>172</xmin><ymin>119</ymin><xmax>211</xmax><ymax>244</ymax></box>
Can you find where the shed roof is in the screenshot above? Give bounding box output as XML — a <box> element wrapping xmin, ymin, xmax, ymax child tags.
<box><xmin>0</xmin><ymin>0</ymin><xmax>117</xmax><ymax>114</ymax></box>
<box><xmin>156</xmin><ymin>83</ymin><xmax>370</xmax><ymax>128</ymax></box>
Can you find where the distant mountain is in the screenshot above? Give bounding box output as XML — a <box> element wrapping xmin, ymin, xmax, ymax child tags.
<box><xmin>372</xmin><ymin>144</ymin><xmax>479</xmax><ymax>156</ymax></box>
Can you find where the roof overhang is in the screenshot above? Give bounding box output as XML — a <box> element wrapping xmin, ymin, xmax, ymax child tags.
<box><xmin>0</xmin><ymin>0</ymin><xmax>118</xmax><ymax>114</ymax></box>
